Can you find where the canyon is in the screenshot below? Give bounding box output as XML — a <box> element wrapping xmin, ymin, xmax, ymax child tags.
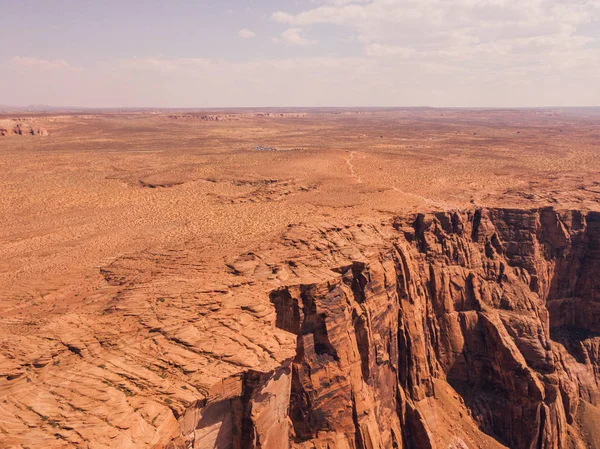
<box><xmin>166</xmin><ymin>207</ymin><xmax>600</xmax><ymax>449</ymax></box>
<box><xmin>1</xmin><ymin>109</ymin><xmax>599</xmax><ymax>448</ymax></box>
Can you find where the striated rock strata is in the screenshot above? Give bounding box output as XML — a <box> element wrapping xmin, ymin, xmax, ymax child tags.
<box><xmin>2</xmin><ymin>207</ymin><xmax>600</xmax><ymax>448</ymax></box>
<box><xmin>168</xmin><ymin>208</ymin><xmax>600</xmax><ymax>449</ymax></box>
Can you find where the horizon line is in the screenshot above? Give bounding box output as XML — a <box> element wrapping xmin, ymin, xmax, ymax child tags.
<box><xmin>2</xmin><ymin>105</ymin><xmax>600</xmax><ymax>112</ymax></box>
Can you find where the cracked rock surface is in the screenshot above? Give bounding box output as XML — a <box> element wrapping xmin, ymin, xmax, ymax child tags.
<box><xmin>3</xmin><ymin>208</ymin><xmax>600</xmax><ymax>449</ymax></box>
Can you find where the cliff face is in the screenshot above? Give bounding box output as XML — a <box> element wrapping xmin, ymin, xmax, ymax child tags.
<box><xmin>2</xmin><ymin>207</ymin><xmax>598</xmax><ymax>448</ymax></box>
<box><xmin>174</xmin><ymin>208</ymin><xmax>600</xmax><ymax>449</ymax></box>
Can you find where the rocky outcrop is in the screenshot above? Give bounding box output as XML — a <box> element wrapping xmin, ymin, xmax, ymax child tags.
<box><xmin>0</xmin><ymin>119</ymin><xmax>49</xmax><ymax>136</ymax></box>
<box><xmin>172</xmin><ymin>208</ymin><xmax>600</xmax><ymax>449</ymax></box>
<box><xmin>2</xmin><ymin>207</ymin><xmax>599</xmax><ymax>448</ymax></box>
<box><xmin>166</xmin><ymin>113</ymin><xmax>307</xmax><ymax>121</ymax></box>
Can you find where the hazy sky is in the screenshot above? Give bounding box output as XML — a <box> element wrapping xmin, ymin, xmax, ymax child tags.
<box><xmin>1</xmin><ymin>0</ymin><xmax>599</xmax><ymax>107</ymax></box>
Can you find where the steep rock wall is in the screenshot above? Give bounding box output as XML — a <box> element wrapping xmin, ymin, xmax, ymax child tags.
<box><xmin>171</xmin><ymin>208</ymin><xmax>600</xmax><ymax>449</ymax></box>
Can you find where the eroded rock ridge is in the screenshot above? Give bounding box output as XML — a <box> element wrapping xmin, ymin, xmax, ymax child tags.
<box><xmin>170</xmin><ymin>208</ymin><xmax>600</xmax><ymax>449</ymax></box>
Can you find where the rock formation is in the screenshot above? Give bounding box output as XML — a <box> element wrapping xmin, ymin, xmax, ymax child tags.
<box><xmin>0</xmin><ymin>119</ymin><xmax>48</xmax><ymax>136</ymax></box>
<box><xmin>167</xmin><ymin>208</ymin><xmax>600</xmax><ymax>448</ymax></box>
<box><xmin>166</xmin><ymin>113</ymin><xmax>307</xmax><ymax>121</ymax></box>
<box><xmin>2</xmin><ymin>207</ymin><xmax>599</xmax><ymax>448</ymax></box>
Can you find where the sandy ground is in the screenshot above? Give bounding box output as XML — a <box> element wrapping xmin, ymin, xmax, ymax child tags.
<box><xmin>1</xmin><ymin>109</ymin><xmax>599</xmax><ymax>309</ymax></box>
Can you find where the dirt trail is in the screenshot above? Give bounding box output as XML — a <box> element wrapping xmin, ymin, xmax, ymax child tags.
<box><xmin>346</xmin><ymin>151</ymin><xmax>363</xmax><ymax>184</ymax></box>
<box><xmin>346</xmin><ymin>150</ymin><xmax>455</xmax><ymax>209</ymax></box>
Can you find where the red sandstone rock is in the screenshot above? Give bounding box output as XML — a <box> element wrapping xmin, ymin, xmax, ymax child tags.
<box><xmin>2</xmin><ymin>208</ymin><xmax>600</xmax><ymax>448</ymax></box>
<box><xmin>0</xmin><ymin>119</ymin><xmax>49</xmax><ymax>136</ymax></box>
<box><xmin>158</xmin><ymin>208</ymin><xmax>600</xmax><ymax>448</ymax></box>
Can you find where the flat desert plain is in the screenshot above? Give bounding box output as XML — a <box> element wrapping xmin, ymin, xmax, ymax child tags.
<box><xmin>1</xmin><ymin>109</ymin><xmax>600</xmax><ymax>448</ymax></box>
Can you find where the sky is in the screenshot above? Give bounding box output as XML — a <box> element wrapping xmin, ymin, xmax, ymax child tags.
<box><xmin>1</xmin><ymin>0</ymin><xmax>599</xmax><ymax>108</ymax></box>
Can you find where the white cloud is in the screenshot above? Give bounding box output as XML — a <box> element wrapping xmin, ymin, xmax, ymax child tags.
<box><xmin>326</xmin><ymin>0</ymin><xmax>371</xmax><ymax>5</ymax></box>
<box><xmin>3</xmin><ymin>52</ymin><xmax>600</xmax><ymax>107</ymax></box>
<box><xmin>280</xmin><ymin>28</ymin><xmax>318</xmax><ymax>45</ymax></box>
<box><xmin>11</xmin><ymin>56</ymin><xmax>81</xmax><ymax>71</ymax></box>
<box><xmin>365</xmin><ymin>43</ymin><xmax>415</xmax><ymax>58</ymax></box>
<box><xmin>238</xmin><ymin>28</ymin><xmax>256</xmax><ymax>39</ymax></box>
<box><xmin>263</xmin><ymin>0</ymin><xmax>600</xmax><ymax>105</ymax></box>
<box><xmin>3</xmin><ymin>0</ymin><xmax>600</xmax><ymax>107</ymax></box>
<box><xmin>271</xmin><ymin>0</ymin><xmax>600</xmax><ymax>65</ymax></box>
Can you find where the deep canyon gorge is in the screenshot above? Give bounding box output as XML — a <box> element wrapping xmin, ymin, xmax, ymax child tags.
<box><xmin>164</xmin><ymin>207</ymin><xmax>600</xmax><ymax>449</ymax></box>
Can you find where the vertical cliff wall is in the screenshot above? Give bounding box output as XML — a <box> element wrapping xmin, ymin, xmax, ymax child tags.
<box><xmin>171</xmin><ymin>208</ymin><xmax>600</xmax><ymax>449</ymax></box>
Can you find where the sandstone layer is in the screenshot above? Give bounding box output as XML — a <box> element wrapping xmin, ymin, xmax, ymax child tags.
<box><xmin>2</xmin><ymin>207</ymin><xmax>600</xmax><ymax>448</ymax></box>
<box><xmin>160</xmin><ymin>207</ymin><xmax>600</xmax><ymax>449</ymax></box>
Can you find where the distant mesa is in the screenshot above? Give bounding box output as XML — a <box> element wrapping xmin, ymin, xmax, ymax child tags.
<box><xmin>167</xmin><ymin>112</ymin><xmax>307</xmax><ymax>121</ymax></box>
<box><xmin>0</xmin><ymin>119</ymin><xmax>49</xmax><ymax>137</ymax></box>
<box><xmin>254</xmin><ymin>112</ymin><xmax>307</xmax><ymax>118</ymax></box>
<box><xmin>168</xmin><ymin>114</ymin><xmax>240</xmax><ymax>121</ymax></box>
